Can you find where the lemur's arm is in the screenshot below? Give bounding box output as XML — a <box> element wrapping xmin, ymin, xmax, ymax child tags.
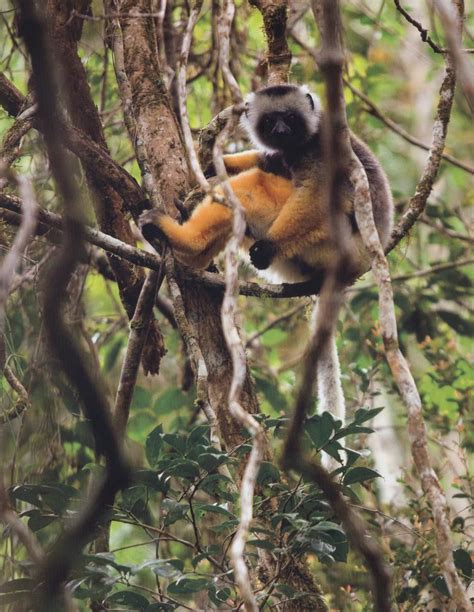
<box><xmin>222</xmin><ymin>150</ymin><xmax>262</xmax><ymax>172</ymax></box>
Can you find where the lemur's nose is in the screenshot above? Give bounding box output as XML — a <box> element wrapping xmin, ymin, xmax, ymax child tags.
<box><xmin>272</xmin><ymin>118</ymin><xmax>290</xmax><ymax>135</ymax></box>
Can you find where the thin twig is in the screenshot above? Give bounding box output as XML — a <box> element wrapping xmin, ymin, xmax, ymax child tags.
<box><xmin>1</xmin><ymin>365</ymin><xmax>30</xmax><ymax>424</ymax></box>
<box><xmin>393</xmin><ymin>0</ymin><xmax>444</xmax><ymax>53</ymax></box>
<box><xmin>348</xmin><ymin>256</ymin><xmax>474</xmax><ymax>291</ymax></box>
<box><xmin>114</xmin><ymin>269</ymin><xmax>164</xmax><ymax>438</ymax></box>
<box><xmin>176</xmin><ymin>0</ymin><xmax>208</xmax><ymax>190</ymax></box>
<box><xmin>388</xmin><ymin>13</ymin><xmax>458</xmax><ymax>251</ymax></box>
<box><xmin>0</xmin><ymin>166</ymin><xmax>38</xmax><ymax>331</ymax></box>
<box><xmin>434</xmin><ymin>0</ymin><xmax>474</xmax><ymax>110</ymax></box>
<box><xmin>245</xmin><ymin>302</ymin><xmax>308</xmax><ymax>347</ymax></box>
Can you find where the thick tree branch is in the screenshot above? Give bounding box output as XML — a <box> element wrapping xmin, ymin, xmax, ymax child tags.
<box><xmin>15</xmin><ymin>2</ymin><xmax>130</xmax><ymax>604</ymax></box>
<box><xmin>250</xmin><ymin>0</ymin><xmax>292</xmax><ymax>84</ymax></box>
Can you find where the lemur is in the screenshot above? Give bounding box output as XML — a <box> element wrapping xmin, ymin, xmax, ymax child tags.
<box><xmin>140</xmin><ymin>84</ymin><xmax>393</xmax><ymax>290</ymax></box>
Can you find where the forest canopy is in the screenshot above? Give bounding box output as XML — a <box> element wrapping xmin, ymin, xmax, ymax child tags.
<box><xmin>0</xmin><ymin>0</ymin><xmax>472</xmax><ymax>610</ymax></box>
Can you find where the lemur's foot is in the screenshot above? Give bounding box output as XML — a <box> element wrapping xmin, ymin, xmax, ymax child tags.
<box><xmin>139</xmin><ymin>209</ymin><xmax>167</xmax><ymax>244</ymax></box>
<box><xmin>249</xmin><ymin>240</ymin><xmax>276</xmax><ymax>270</ymax></box>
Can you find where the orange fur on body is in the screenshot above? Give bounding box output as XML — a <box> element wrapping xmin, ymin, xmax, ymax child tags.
<box><xmin>144</xmin><ymin>156</ymin><xmax>293</xmax><ymax>270</ymax></box>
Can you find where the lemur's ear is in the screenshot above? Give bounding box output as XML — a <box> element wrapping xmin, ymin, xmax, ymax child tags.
<box><xmin>306</xmin><ymin>93</ymin><xmax>315</xmax><ymax>110</ymax></box>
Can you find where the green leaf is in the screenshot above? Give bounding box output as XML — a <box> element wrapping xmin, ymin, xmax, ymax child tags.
<box><xmin>310</xmin><ymin>521</ymin><xmax>346</xmax><ymax>534</ymax></box>
<box><xmin>166</xmin><ymin>458</ymin><xmax>201</xmax><ymax>481</ymax></box>
<box><xmin>257</xmin><ymin>461</ymin><xmax>280</xmax><ymax>486</ymax></box>
<box><xmin>343</xmin><ymin>467</ymin><xmax>381</xmax><ymax>485</ymax></box>
<box><xmin>438</xmin><ymin>310</ymin><xmax>474</xmax><ymax>336</ymax></box>
<box><xmin>106</xmin><ymin>591</ymin><xmax>149</xmax><ymax>610</ymax></box>
<box><xmin>196</xmin><ymin>452</ymin><xmax>226</xmax><ymax>472</ymax></box>
<box><xmin>196</xmin><ymin>503</ymin><xmax>235</xmax><ymax>518</ymax></box>
<box><xmin>132</xmin><ymin>558</ymin><xmax>184</xmax><ymax>579</ymax></box>
<box><xmin>248</xmin><ymin>539</ymin><xmax>275</xmax><ymax>550</ymax></box>
<box><xmin>167</xmin><ymin>577</ymin><xmax>210</xmax><ymax>595</ymax></box>
<box><xmin>136</xmin><ymin>469</ymin><xmax>170</xmax><ymax>494</ymax></box>
<box><xmin>162</xmin><ymin>433</ymin><xmax>187</xmax><ymax>455</ymax></box>
<box><xmin>453</xmin><ymin>548</ymin><xmax>472</xmax><ymax>579</ymax></box>
<box><xmin>121</xmin><ymin>485</ymin><xmax>147</xmax><ymax>513</ymax></box>
<box><xmin>432</xmin><ymin>575</ymin><xmax>450</xmax><ymax>597</ymax></box>
<box><xmin>306</xmin><ymin>412</ymin><xmax>335</xmax><ymax>449</ymax></box>
<box><xmin>146</xmin><ymin>425</ymin><xmax>164</xmax><ymax>467</ymax></box>
<box><xmin>26</xmin><ymin>510</ymin><xmax>57</xmax><ymax>531</ymax></box>
<box><xmin>154</xmin><ymin>388</ymin><xmax>188</xmax><ymax>415</ymax></box>
<box><xmin>208</xmin><ymin>586</ymin><xmax>232</xmax><ymax>606</ymax></box>
<box><xmin>353</xmin><ymin>407</ymin><xmax>384</xmax><ymax>424</ymax></box>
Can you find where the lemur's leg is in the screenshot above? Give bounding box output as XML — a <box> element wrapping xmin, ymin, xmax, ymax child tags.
<box><xmin>140</xmin><ymin>202</ymin><xmax>232</xmax><ymax>269</ymax></box>
<box><xmin>140</xmin><ymin>167</ymin><xmax>291</xmax><ymax>269</ymax></box>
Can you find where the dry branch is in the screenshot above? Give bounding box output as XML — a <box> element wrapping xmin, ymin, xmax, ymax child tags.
<box><xmin>388</xmin><ymin>17</ymin><xmax>458</xmax><ymax>250</ymax></box>
<box><xmin>0</xmin><ymin>365</ymin><xmax>30</xmax><ymax>424</ymax></box>
<box><xmin>115</xmin><ymin>269</ymin><xmax>164</xmax><ymax>438</ymax></box>
<box><xmin>0</xmin><ymin>168</ymin><xmax>37</xmax><ymax>333</ymax></box>
<box><xmin>250</xmin><ymin>0</ymin><xmax>292</xmax><ymax>84</ymax></box>
<box><xmin>216</xmin><ymin>2</ymin><xmax>265</xmax><ymax>607</ymax></box>
<box><xmin>15</xmin><ymin>1</ymin><xmax>130</xmax><ymax>603</ymax></box>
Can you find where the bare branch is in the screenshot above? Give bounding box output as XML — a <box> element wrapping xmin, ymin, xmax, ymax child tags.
<box><xmin>388</xmin><ymin>16</ymin><xmax>458</xmax><ymax>250</ymax></box>
<box><xmin>434</xmin><ymin>0</ymin><xmax>474</xmax><ymax>110</ymax></box>
<box><xmin>393</xmin><ymin>0</ymin><xmax>444</xmax><ymax>53</ymax></box>
<box><xmin>215</xmin><ymin>2</ymin><xmax>265</xmax><ymax>608</ymax></box>
<box><xmin>250</xmin><ymin>0</ymin><xmax>292</xmax><ymax>84</ymax></box>
<box><xmin>114</xmin><ymin>269</ymin><xmax>164</xmax><ymax>439</ymax></box>
<box><xmin>0</xmin><ymin>166</ymin><xmax>38</xmax><ymax>331</ymax></box>
<box><xmin>0</xmin><ymin>365</ymin><xmax>30</xmax><ymax>424</ymax></box>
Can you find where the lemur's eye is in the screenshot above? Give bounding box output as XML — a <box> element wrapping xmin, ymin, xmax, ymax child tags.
<box><xmin>285</xmin><ymin>112</ymin><xmax>296</xmax><ymax>123</ymax></box>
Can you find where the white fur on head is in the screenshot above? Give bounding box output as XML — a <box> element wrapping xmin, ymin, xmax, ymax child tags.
<box><xmin>241</xmin><ymin>85</ymin><xmax>321</xmax><ymax>152</ymax></box>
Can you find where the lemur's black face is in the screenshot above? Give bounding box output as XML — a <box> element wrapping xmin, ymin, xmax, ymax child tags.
<box><xmin>256</xmin><ymin>110</ymin><xmax>310</xmax><ymax>152</ymax></box>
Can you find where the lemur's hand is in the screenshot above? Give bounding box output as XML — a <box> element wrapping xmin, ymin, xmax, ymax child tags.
<box><xmin>250</xmin><ymin>240</ymin><xmax>276</xmax><ymax>270</ymax></box>
<box><xmin>139</xmin><ymin>209</ymin><xmax>167</xmax><ymax>244</ymax></box>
